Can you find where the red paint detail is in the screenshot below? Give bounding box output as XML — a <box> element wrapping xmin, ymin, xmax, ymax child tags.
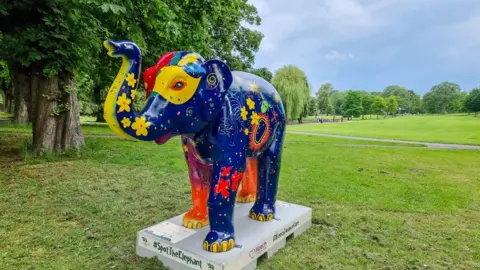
<box><xmin>214</xmin><ymin>179</ymin><xmax>230</xmax><ymax>197</ymax></box>
<box><xmin>221</xmin><ymin>166</ymin><xmax>232</xmax><ymax>177</ymax></box>
<box><xmin>249</xmin><ymin>113</ymin><xmax>271</xmax><ymax>151</ymax></box>
<box><xmin>169</xmin><ymin>79</ymin><xmax>187</xmax><ymax>91</ymax></box>
<box><xmin>231</xmin><ymin>171</ymin><xmax>243</xmax><ymax>192</ymax></box>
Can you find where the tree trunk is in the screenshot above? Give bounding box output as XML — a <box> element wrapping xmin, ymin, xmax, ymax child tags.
<box><xmin>32</xmin><ymin>71</ymin><xmax>84</xmax><ymax>154</ymax></box>
<box><xmin>11</xmin><ymin>67</ymin><xmax>30</xmax><ymax>124</ymax></box>
<box><xmin>93</xmin><ymin>86</ymin><xmax>105</xmax><ymax>122</ymax></box>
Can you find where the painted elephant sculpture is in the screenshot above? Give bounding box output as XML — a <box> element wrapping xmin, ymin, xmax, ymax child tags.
<box><xmin>102</xmin><ymin>40</ymin><xmax>286</xmax><ymax>253</ymax></box>
<box><xmin>143</xmin><ymin>58</ymin><xmax>259</xmax><ymax>230</ymax></box>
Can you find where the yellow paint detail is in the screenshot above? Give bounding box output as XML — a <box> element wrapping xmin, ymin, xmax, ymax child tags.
<box><xmin>211</xmin><ymin>243</ymin><xmax>219</xmax><ymax>253</ymax></box>
<box><xmin>131</xmin><ymin>116</ymin><xmax>151</xmax><ymax>137</ymax></box>
<box><xmin>126</xmin><ymin>73</ymin><xmax>136</xmax><ymax>87</ymax></box>
<box><xmin>153</xmin><ymin>66</ymin><xmax>200</xmax><ymax>105</ymax></box>
<box><xmin>228</xmin><ymin>239</ymin><xmax>235</xmax><ymax>249</ymax></box>
<box><xmin>130</xmin><ymin>89</ymin><xmax>137</xmax><ymax>100</ymax></box>
<box><xmin>246</xmin><ymin>98</ymin><xmax>255</xmax><ymax>110</ymax></box>
<box><xmin>251</xmin><ymin>112</ymin><xmax>260</xmax><ymax>125</ymax></box>
<box><xmin>221</xmin><ymin>241</ymin><xmax>228</xmax><ymax>252</ymax></box>
<box><xmin>203</xmin><ymin>241</ymin><xmax>209</xmax><ymax>251</ymax></box>
<box><xmin>116</xmin><ymin>93</ymin><xmax>132</xmax><ymax>113</ymax></box>
<box><xmin>187</xmin><ymin>222</ymin><xmax>193</xmax><ymax>229</ymax></box>
<box><xmin>267</xmin><ymin>213</ymin><xmax>274</xmax><ymax>221</ymax></box>
<box><xmin>258</xmin><ymin>214</ymin><xmax>265</xmax><ymax>222</ymax></box>
<box><xmin>178</xmin><ymin>53</ymin><xmax>198</xmax><ymax>66</ymax></box>
<box><xmin>250</xmin><ymin>212</ymin><xmax>256</xmax><ymax>220</ymax></box>
<box><xmin>121</xmin><ymin>117</ymin><xmax>131</xmax><ymax>128</ymax></box>
<box><xmin>104</xmin><ymin>56</ymin><xmax>134</xmax><ymax>140</ymax></box>
<box><xmin>241</xmin><ymin>106</ymin><xmax>248</xmax><ymax>120</ymax></box>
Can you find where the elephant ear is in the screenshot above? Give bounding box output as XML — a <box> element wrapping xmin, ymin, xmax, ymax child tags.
<box><xmin>199</xmin><ymin>59</ymin><xmax>233</xmax><ymax>122</ymax></box>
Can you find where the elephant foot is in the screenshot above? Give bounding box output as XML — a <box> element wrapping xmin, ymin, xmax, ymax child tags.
<box><xmin>203</xmin><ymin>231</ymin><xmax>235</xmax><ymax>253</ymax></box>
<box><xmin>249</xmin><ymin>202</ymin><xmax>275</xmax><ymax>222</ymax></box>
<box><xmin>236</xmin><ymin>190</ymin><xmax>256</xmax><ymax>203</ymax></box>
<box><xmin>182</xmin><ymin>209</ymin><xmax>209</xmax><ymax>229</ymax></box>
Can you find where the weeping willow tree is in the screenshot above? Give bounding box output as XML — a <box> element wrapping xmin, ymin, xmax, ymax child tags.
<box><xmin>272</xmin><ymin>65</ymin><xmax>310</xmax><ymax>121</ymax></box>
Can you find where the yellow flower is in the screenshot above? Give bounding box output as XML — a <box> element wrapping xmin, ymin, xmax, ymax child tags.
<box><xmin>131</xmin><ymin>116</ymin><xmax>151</xmax><ymax>136</ymax></box>
<box><xmin>126</xmin><ymin>73</ymin><xmax>136</xmax><ymax>87</ymax></box>
<box><xmin>251</xmin><ymin>112</ymin><xmax>260</xmax><ymax>125</ymax></box>
<box><xmin>240</xmin><ymin>106</ymin><xmax>248</xmax><ymax>120</ymax></box>
<box><xmin>244</xmin><ymin>128</ymin><xmax>249</xmax><ymax>135</ymax></box>
<box><xmin>183</xmin><ymin>145</ymin><xmax>188</xmax><ymax>152</ymax></box>
<box><xmin>246</xmin><ymin>98</ymin><xmax>255</xmax><ymax>110</ymax></box>
<box><xmin>249</xmin><ymin>82</ymin><xmax>260</xmax><ymax>92</ymax></box>
<box><xmin>121</xmin><ymin>117</ymin><xmax>131</xmax><ymax>128</ymax></box>
<box><xmin>130</xmin><ymin>89</ymin><xmax>137</xmax><ymax>100</ymax></box>
<box><xmin>116</xmin><ymin>93</ymin><xmax>132</xmax><ymax>113</ymax></box>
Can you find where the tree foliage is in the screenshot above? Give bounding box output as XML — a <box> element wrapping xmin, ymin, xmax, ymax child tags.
<box><xmin>382</xmin><ymin>85</ymin><xmax>409</xmax><ymax>112</ymax></box>
<box><xmin>342</xmin><ymin>90</ymin><xmax>363</xmax><ymax>119</ymax></box>
<box><xmin>422</xmin><ymin>82</ymin><xmax>461</xmax><ymax>114</ymax></box>
<box><xmin>465</xmin><ymin>88</ymin><xmax>480</xmax><ymax>115</ymax></box>
<box><xmin>250</xmin><ymin>67</ymin><xmax>272</xmax><ymax>82</ymax></box>
<box><xmin>329</xmin><ymin>91</ymin><xmax>346</xmax><ymax>115</ymax></box>
<box><xmin>307</xmin><ymin>97</ymin><xmax>318</xmax><ymax>116</ymax></box>
<box><xmin>386</xmin><ymin>95</ymin><xmax>399</xmax><ymax>116</ymax></box>
<box><xmin>316</xmin><ymin>83</ymin><xmax>333</xmax><ymax>115</ymax></box>
<box><xmin>0</xmin><ymin>0</ymin><xmax>264</xmax><ymax>153</ymax></box>
<box><xmin>371</xmin><ymin>96</ymin><xmax>387</xmax><ymax>118</ymax></box>
<box><xmin>360</xmin><ymin>92</ymin><xmax>374</xmax><ymax>119</ymax></box>
<box><xmin>272</xmin><ymin>65</ymin><xmax>310</xmax><ymax>121</ymax></box>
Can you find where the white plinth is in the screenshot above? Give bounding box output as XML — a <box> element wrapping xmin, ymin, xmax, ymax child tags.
<box><xmin>136</xmin><ymin>201</ymin><xmax>312</xmax><ymax>270</ymax></box>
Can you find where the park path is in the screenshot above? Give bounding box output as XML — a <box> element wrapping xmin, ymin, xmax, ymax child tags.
<box><xmin>3</xmin><ymin>131</ymin><xmax>479</xmax><ymax>150</ymax></box>
<box><xmin>287</xmin><ymin>131</ymin><xmax>480</xmax><ymax>150</ymax></box>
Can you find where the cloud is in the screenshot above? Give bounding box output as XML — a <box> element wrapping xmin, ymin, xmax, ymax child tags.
<box><xmin>324</xmin><ymin>51</ymin><xmax>353</xmax><ymax>61</ymax></box>
<box><xmin>248</xmin><ymin>0</ymin><xmax>480</xmax><ymax>93</ymax></box>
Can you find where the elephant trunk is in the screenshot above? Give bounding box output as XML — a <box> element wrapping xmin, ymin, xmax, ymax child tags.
<box><xmin>103</xmin><ymin>40</ymin><xmax>171</xmax><ymax>142</ymax></box>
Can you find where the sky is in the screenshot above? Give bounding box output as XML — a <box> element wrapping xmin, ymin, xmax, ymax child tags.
<box><xmin>248</xmin><ymin>0</ymin><xmax>480</xmax><ymax>95</ymax></box>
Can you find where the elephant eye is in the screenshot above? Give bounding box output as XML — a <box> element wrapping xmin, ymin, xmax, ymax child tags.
<box><xmin>170</xmin><ymin>80</ymin><xmax>187</xmax><ymax>91</ymax></box>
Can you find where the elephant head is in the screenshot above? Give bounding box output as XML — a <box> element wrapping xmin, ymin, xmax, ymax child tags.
<box><xmin>103</xmin><ymin>40</ymin><xmax>233</xmax><ymax>144</ymax></box>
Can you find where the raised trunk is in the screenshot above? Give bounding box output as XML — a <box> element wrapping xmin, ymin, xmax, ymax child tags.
<box><xmin>31</xmin><ymin>72</ymin><xmax>84</xmax><ymax>154</ymax></box>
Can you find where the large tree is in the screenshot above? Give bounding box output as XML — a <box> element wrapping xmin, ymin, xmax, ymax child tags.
<box><xmin>272</xmin><ymin>65</ymin><xmax>310</xmax><ymax>121</ymax></box>
<box><xmin>386</xmin><ymin>95</ymin><xmax>399</xmax><ymax>116</ymax></box>
<box><xmin>382</xmin><ymin>85</ymin><xmax>409</xmax><ymax>112</ymax></box>
<box><xmin>423</xmin><ymin>82</ymin><xmax>461</xmax><ymax>114</ymax></box>
<box><xmin>371</xmin><ymin>95</ymin><xmax>387</xmax><ymax>119</ymax></box>
<box><xmin>316</xmin><ymin>83</ymin><xmax>334</xmax><ymax>115</ymax></box>
<box><xmin>1</xmin><ymin>0</ymin><xmax>263</xmax><ymax>153</ymax></box>
<box><xmin>360</xmin><ymin>92</ymin><xmax>374</xmax><ymax>119</ymax></box>
<box><xmin>307</xmin><ymin>97</ymin><xmax>318</xmax><ymax>116</ymax></box>
<box><xmin>330</xmin><ymin>91</ymin><xmax>346</xmax><ymax>115</ymax></box>
<box><xmin>465</xmin><ymin>88</ymin><xmax>480</xmax><ymax>116</ymax></box>
<box><xmin>342</xmin><ymin>90</ymin><xmax>363</xmax><ymax>119</ymax></box>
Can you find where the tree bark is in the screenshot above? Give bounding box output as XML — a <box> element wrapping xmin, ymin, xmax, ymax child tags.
<box><xmin>93</xmin><ymin>86</ymin><xmax>105</xmax><ymax>122</ymax></box>
<box><xmin>10</xmin><ymin>67</ymin><xmax>30</xmax><ymax>124</ymax></box>
<box><xmin>32</xmin><ymin>71</ymin><xmax>84</xmax><ymax>154</ymax></box>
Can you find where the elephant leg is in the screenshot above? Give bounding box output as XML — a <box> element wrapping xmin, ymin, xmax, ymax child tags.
<box><xmin>249</xmin><ymin>124</ymin><xmax>285</xmax><ymax>222</ymax></box>
<box><xmin>182</xmin><ymin>137</ymin><xmax>211</xmax><ymax>229</ymax></box>
<box><xmin>203</xmin><ymin>158</ymin><xmax>246</xmax><ymax>253</ymax></box>
<box><xmin>236</xmin><ymin>157</ymin><xmax>257</xmax><ymax>203</ymax></box>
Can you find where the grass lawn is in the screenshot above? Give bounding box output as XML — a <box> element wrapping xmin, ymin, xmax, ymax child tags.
<box><xmin>1</xmin><ymin>129</ymin><xmax>479</xmax><ymax>269</ymax></box>
<box><xmin>289</xmin><ymin>114</ymin><xmax>480</xmax><ymax>145</ymax></box>
<box><xmin>0</xmin><ymin>111</ymin><xmax>13</xmax><ymax>119</ymax></box>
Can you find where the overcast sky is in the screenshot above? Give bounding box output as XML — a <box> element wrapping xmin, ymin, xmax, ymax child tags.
<box><xmin>249</xmin><ymin>0</ymin><xmax>480</xmax><ymax>95</ymax></box>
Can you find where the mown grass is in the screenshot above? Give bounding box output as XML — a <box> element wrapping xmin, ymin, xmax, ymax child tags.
<box><xmin>1</xmin><ymin>130</ymin><xmax>479</xmax><ymax>269</ymax></box>
<box><xmin>290</xmin><ymin>114</ymin><xmax>480</xmax><ymax>145</ymax></box>
<box><xmin>0</xmin><ymin>111</ymin><xmax>13</xmax><ymax>120</ymax></box>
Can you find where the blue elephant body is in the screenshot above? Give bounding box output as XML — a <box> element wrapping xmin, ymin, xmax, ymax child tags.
<box><xmin>103</xmin><ymin>41</ymin><xmax>286</xmax><ymax>252</ymax></box>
